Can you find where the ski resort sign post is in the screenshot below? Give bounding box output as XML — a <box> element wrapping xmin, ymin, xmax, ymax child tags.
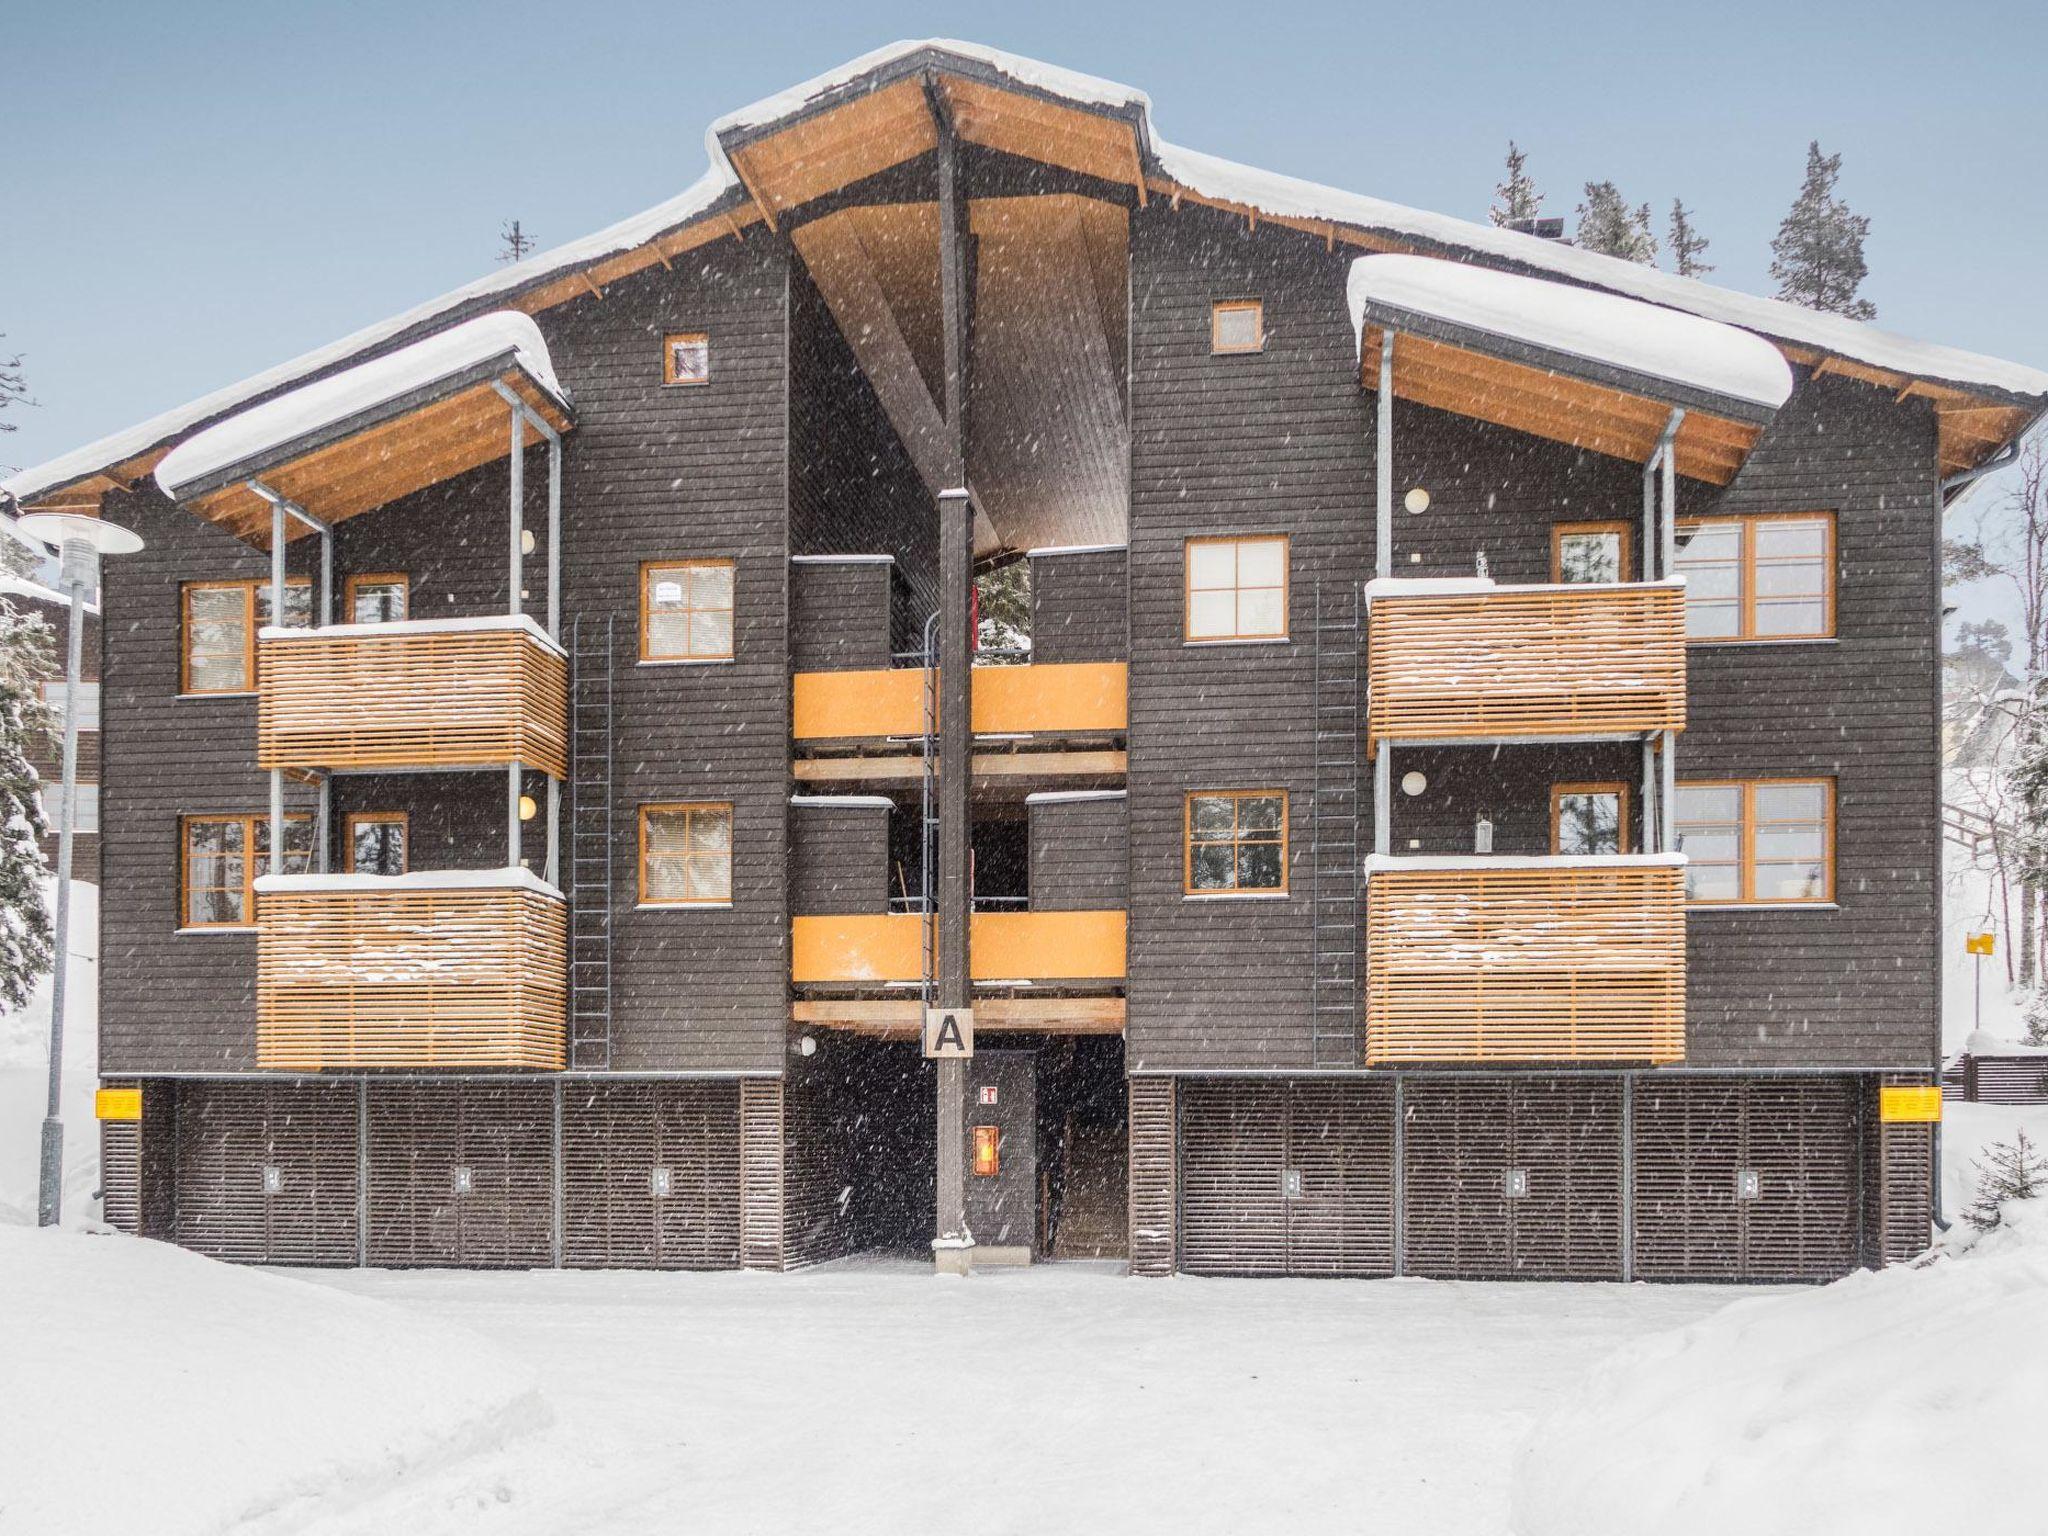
<box><xmin>925</xmin><ymin>1006</ymin><xmax>974</xmax><ymax>1059</ymax></box>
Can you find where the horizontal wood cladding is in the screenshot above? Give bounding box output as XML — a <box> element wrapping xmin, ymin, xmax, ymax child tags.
<box><xmin>1028</xmin><ymin>795</ymin><xmax>1128</xmax><ymax>911</ymax></box>
<box><xmin>1873</xmin><ymin>1075</ymin><xmax>1934</xmax><ymax>1266</ymax></box>
<box><xmin>1631</xmin><ymin>1075</ymin><xmax>1859</xmax><ymax>1281</ymax></box>
<box><xmin>1366</xmin><ymin>582</ymin><xmax>1685</xmax><ymax>747</ymax></box>
<box><xmin>1401</xmin><ymin>1077</ymin><xmax>1624</xmax><ymax>1280</ymax></box>
<box><xmin>561</xmin><ymin>1080</ymin><xmax>741</xmax><ymax>1269</ymax></box>
<box><xmin>1365</xmin><ymin>862</ymin><xmax>1685</xmax><ymax>1064</ymax></box>
<box><xmin>256</xmin><ymin>885</ymin><xmax>566</xmax><ymax>1069</ymax></box>
<box><xmin>790</xmin><ymin>909</ymin><xmax>1127</xmax><ymax>983</ymax></box>
<box><xmin>170</xmin><ymin>1080</ymin><xmax>361</xmax><ymax>1265</ymax></box>
<box><xmin>1030</xmin><ymin>547</ymin><xmax>1129</xmax><ymax>663</ymax></box>
<box><xmin>738</xmin><ymin>1078</ymin><xmax>785</xmax><ymax>1270</ymax></box>
<box><xmin>790</xmin><ymin>559</ymin><xmax>895</xmax><ymax>671</ymax></box>
<box><xmin>258</xmin><ymin>625</ymin><xmax>568</xmax><ymax>778</ymax></box>
<box><xmin>1127</xmin><ymin>1074</ymin><xmax>1177</xmax><ymax>1274</ymax></box>
<box><xmin>366</xmin><ymin>1081</ymin><xmax>554</xmax><ymax>1268</ymax></box>
<box><xmin>791</xmin><ymin>661</ymin><xmax>1129</xmax><ymax>741</ymax></box>
<box><xmin>788</xmin><ymin>800</ymin><xmax>892</xmax><ymax>916</ymax></box>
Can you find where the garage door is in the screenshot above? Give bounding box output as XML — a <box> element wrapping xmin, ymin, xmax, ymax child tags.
<box><xmin>561</xmin><ymin>1081</ymin><xmax>741</xmax><ymax>1269</ymax></box>
<box><xmin>1179</xmin><ymin>1079</ymin><xmax>1394</xmax><ymax>1277</ymax></box>
<box><xmin>366</xmin><ymin>1082</ymin><xmax>553</xmax><ymax>1268</ymax></box>
<box><xmin>172</xmin><ymin>1081</ymin><xmax>360</xmax><ymax>1265</ymax></box>
<box><xmin>1403</xmin><ymin>1078</ymin><xmax>1624</xmax><ymax>1280</ymax></box>
<box><xmin>1633</xmin><ymin>1076</ymin><xmax>1858</xmax><ymax>1281</ymax></box>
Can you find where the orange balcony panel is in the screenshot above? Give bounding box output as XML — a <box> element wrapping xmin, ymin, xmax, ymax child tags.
<box><xmin>790</xmin><ymin>909</ymin><xmax>1127</xmax><ymax>984</ymax></box>
<box><xmin>792</xmin><ymin>668</ymin><xmax>927</xmax><ymax>741</ymax></box>
<box><xmin>791</xmin><ymin>662</ymin><xmax>1128</xmax><ymax>742</ymax></box>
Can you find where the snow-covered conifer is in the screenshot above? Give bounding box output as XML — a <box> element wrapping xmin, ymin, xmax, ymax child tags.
<box><xmin>1489</xmin><ymin>142</ymin><xmax>1543</xmax><ymax>228</ymax></box>
<box><xmin>0</xmin><ymin>598</ymin><xmax>54</xmax><ymax>1010</ymax></box>
<box><xmin>1667</xmin><ymin>199</ymin><xmax>1713</xmax><ymax>277</ymax></box>
<box><xmin>1769</xmin><ymin>142</ymin><xmax>1876</xmax><ymax>320</ymax></box>
<box><xmin>1963</xmin><ymin>1128</ymin><xmax>2048</xmax><ymax>1231</ymax></box>
<box><xmin>1573</xmin><ymin>182</ymin><xmax>1657</xmax><ymax>263</ymax></box>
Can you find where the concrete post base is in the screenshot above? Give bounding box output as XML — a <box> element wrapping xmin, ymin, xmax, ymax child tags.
<box><xmin>933</xmin><ymin>1243</ymin><xmax>975</xmax><ymax>1276</ymax></box>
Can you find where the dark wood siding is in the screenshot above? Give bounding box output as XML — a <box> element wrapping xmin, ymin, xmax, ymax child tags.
<box><xmin>365</xmin><ymin>1081</ymin><xmax>553</xmax><ymax>1268</ymax></box>
<box><xmin>790</xmin><ymin>559</ymin><xmax>895</xmax><ymax>671</ymax></box>
<box><xmin>1125</xmin><ymin>206</ymin><xmax>1371</xmax><ymax>1072</ymax></box>
<box><xmin>738</xmin><ymin>1077</ymin><xmax>785</xmax><ymax>1269</ymax></box>
<box><xmin>1871</xmin><ymin>1074</ymin><xmax>1933</xmax><ymax>1265</ymax></box>
<box><xmin>170</xmin><ymin>1080</ymin><xmax>360</xmax><ymax>1265</ymax></box>
<box><xmin>560</xmin><ymin>1080</ymin><xmax>741</xmax><ymax>1269</ymax></box>
<box><xmin>1027</xmin><ymin>793</ymin><xmax>1127</xmax><ymax>910</ymax></box>
<box><xmin>789</xmin><ymin>800</ymin><xmax>892</xmax><ymax>915</ymax></box>
<box><xmin>1127</xmin><ymin>1074</ymin><xmax>1176</xmax><ymax>1275</ymax></box>
<box><xmin>1029</xmin><ymin>546</ymin><xmax>1127</xmax><ymax>663</ymax></box>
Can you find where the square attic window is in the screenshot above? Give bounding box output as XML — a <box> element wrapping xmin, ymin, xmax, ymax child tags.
<box><xmin>1211</xmin><ymin>300</ymin><xmax>1264</xmax><ymax>354</ymax></box>
<box><xmin>663</xmin><ymin>332</ymin><xmax>710</xmax><ymax>386</ymax></box>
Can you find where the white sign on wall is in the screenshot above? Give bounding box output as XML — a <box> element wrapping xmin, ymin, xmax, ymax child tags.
<box><xmin>923</xmin><ymin>1006</ymin><xmax>974</xmax><ymax>1059</ymax></box>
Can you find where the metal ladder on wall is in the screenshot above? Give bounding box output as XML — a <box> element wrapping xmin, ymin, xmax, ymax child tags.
<box><xmin>1309</xmin><ymin>580</ymin><xmax>1364</xmax><ymax>1067</ymax></box>
<box><xmin>917</xmin><ymin>613</ymin><xmax>940</xmax><ymax>1015</ymax></box>
<box><xmin>568</xmin><ymin>614</ymin><xmax>615</xmax><ymax>1069</ymax></box>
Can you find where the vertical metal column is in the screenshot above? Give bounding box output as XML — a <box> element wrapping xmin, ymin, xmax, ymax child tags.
<box><xmin>268</xmin><ymin>500</ymin><xmax>286</xmax><ymax>876</ymax></box>
<box><xmin>1375</xmin><ymin>330</ymin><xmax>1395</xmax><ymax>580</ymax></box>
<box><xmin>1659</xmin><ymin>410</ymin><xmax>1683</xmax><ymax>580</ymax></box>
<box><xmin>546</xmin><ymin>434</ymin><xmax>562</xmax><ymax>640</ymax></box>
<box><xmin>1374</xmin><ymin>748</ymin><xmax>1392</xmax><ymax>857</ymax></box>
<box><xmin>507</xmin><ymin>761</ymin><xmax>524</xmax><ymax>868</ymax></box>
<box><xmin>1641</xmin><ymin>737</ymin><xmax>1659</xmax><ymax>852</ymax></box>
<box><xmin>508</xmin><ymin>405</ymin><xmax>525</xmax><ymax>619</ymax></box>
<box><xmin>1660</xmin><ymin>730</ymin><xmax>1678</xmax><ymax>854</ymax></box>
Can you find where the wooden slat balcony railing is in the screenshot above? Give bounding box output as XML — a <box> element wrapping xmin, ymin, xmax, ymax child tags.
<box><xmin>790</xmin><ymin>909</ymin><xmax>1128</xmax><ymax>984</ymax></box>
<box><xmin>1366</xmin><ymin>578</ymin><xmax>1685</xmax><ymax>748</ymax></box>
<box><xmin>258</xmin><ymin>616</ymin><xmax>568</xmax><ymax>777</ymax></box>
<box><xmin>791</xmin><ymin>661</ymin><xmax>1128</xmax><ymax>742</ymax></box>
<box><xmin>1364</xmin><ymin>855</ymin><xmax>1685</xmax><ymax>1064</ymax></box>
<box><xmin>255</xmin><ymin>870</ymin><xmax>566</xmax><ymax>1070</ymax></box>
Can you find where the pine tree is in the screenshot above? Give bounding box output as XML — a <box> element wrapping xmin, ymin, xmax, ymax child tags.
<box><xmin>1489</xmin><ymin>142</ymin><xmax>1543</xmax><ymax>228</ymax></box>
<box><xmin>498</xmin><ymin>219</ymin><xmax>537</xmax><ymax>264</ymax></box>
<box><xmin>975</xmin><ymin>560</ymin><xmax>1030</xmax><ymax>659</ymax></box>
<box><xmin>0</xmin><ymin>599</ymin><xmax>54</xmax><ymax>1011</ymax></box>
<box><xmin>1574</xmin><ymin>182</ymin><xmax>1658</xmax><ymax>263</ymax></box>
<box><xmin>1668</xmin><ymin>200</ymin><xmax>1714</xmax><ymax>277</ymax></box>
<box><xmin>1770</xmin><ymin>142</ymin><xmax>1876</xmax><ymax>321</ymax></box>
<box><xmin>1963</xmin><ymin>1128</ymin><xmax>2048</xmax><ymax>1231</ymax></box>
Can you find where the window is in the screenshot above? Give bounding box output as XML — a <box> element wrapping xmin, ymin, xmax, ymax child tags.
<box><xmin>1674</xmin><ymin>779</ymin><xmax>1833</xmax><ymax>905</ymax></box>
<box><xmin>40</xmin><ymin>681</ymin><xmax>99</xmax><ymax>731</ymax></box>
<box><xmin>38</xmin><ymin>784</ymin><xmax>98</xmax><ymax>834</ymax></box>
<box><xmin>1673</xmin><ymin>513</ymin><xmax>1834</xmax><ymax>642</ymax></box>
<box><xmin>1551</xmin><ymin>521</ymin><xmax>1633</xmax><ymax>584</ymax></box>
<box><xmin>1210</xmin><ymin>300</ymin><xmax>1264</xmax><ymax>354</ymax></box>
<box><xmin>181</xmin><ymin>813</ymin><xmax>313</xmax><ymax>928</ymax></box>
<box><xmin>344</xmin><ymin>572</ymin><xmax>409</xmax><ymax>624</ymax></box>
<box><xmin>663</xmin><ymin>332</ymin><xmax>710</xmax><ymax>386</ymax></box>
<box><xmin>1185</xmin><ymin>535</ymin><xmax>1288</xmax><ymax>642</ymax></box>
<box><xmin>346</xmin><ymin>811</ymin><xmax>408</xmax><ymax>876</ymax></box>
<box><xmin>1185</xmin><ymin>790</ymin><xmax>1288</xmax><ymax>894</ymax></box>
<box><xmin>181</xmin><ymin>579</ymin><xmax>311</xmax><ymax>694</ymax></box>
<box><xmin>1551</xmin><ymin>782</ymin><xmax>1630</xmax><ymax>856</ymax></box>
<box><xmin>641</xmin><ymin>560</ymin><xmax>735</xmax><ymax>661</ymax></box>
<box><xmin>640</xmin><ymin>802</ymin><xmax>733</xmax><ymax>905</ymax></box>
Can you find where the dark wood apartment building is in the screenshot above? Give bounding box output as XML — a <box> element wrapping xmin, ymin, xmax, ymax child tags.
<box><xmin>8</xmin><ymin>42</ymin><xmax>2042</xmax><ymax>1279</ymax></box>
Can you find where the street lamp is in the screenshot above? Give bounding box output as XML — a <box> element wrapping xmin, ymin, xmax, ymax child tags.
<box><xmin>16</xmin><ymin>510</ymin><xmax>143</xmax><ymax>1228</ymax></box>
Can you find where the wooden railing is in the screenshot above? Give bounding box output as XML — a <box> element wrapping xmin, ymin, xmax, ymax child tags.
<box><xmin>1366</xmin><ymin>580</ymin><xmax>1685</xmax><ymax>747</ymax></box>
<box><xmin>256</xmin><ymin>872</ymin><xmax>566</xmax><ymax>1070</ymax></box>
<box><xmin>790</xmin><ymin>909</ymin><xmax>1128</xmax><ymax>984</ymax></box>
<box><xmin>258</xmin><ymin>616</ymin><xmax>568</xmax><ymax>777</ymax></box>
<box><xmin>791</xmin><ymin>661</ymin><xmax>1128</xmax><ymax>741</ymax></box>
<box><xmin>1364</xmin><ymin>856</ymin><xmax>1685</xmax><ymax>1064</ymax></box>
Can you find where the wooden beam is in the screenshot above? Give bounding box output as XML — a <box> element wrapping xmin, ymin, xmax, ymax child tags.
<box><xmin>793</xmin><ymin>995</ymin><xmax>1126</xmax><ymax>1036</ymax></box>
<box><xmin>790</xmin><ymin>749</ymin><xmax>1128</xmax><ymax>783</ymax></box>
<box><xmin>726</xmin><ymin>145</ymin><xmax>782</xmax><ymax>233</ymax></box>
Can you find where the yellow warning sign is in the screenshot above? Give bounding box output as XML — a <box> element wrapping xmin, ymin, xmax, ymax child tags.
<box><xmin>1966</xmin><ymin>932</ymin><xmax>1996</xmax><ymax>956</ymax></box>
<box><xmin>95</xmin><ymin>1087</ymin><xmax>142</xmax><ymax>1122</ymax></box>
<box><xmin>1879</xmin><ymin>1085</ymin><xmax>1942</xmax><ymax>1124</ymax></box>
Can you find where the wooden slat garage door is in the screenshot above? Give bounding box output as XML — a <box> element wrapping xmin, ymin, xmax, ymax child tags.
<box><xmin>172</xmin><ymin>1081</ymin><xmax>359</xmax><ymax>1265</ymax></box>
<box><xmin>561</xmin><ymin>1081</ymin><xmax>741</xmax><ymax>1269</ymax></box>
<box><xmin>1633</xmin><ymin>1076</ymin><xmax>1859</xmax><ymax>1281</ymax></box>
<box><xmin>367</xmin><ymin>1082</ymin><xmax>553</xmax><ymax>1268</ymax></box>
<box><xmin>1402</xmin><ymin>1078</ymin><xmax>1623</xmax><ymax>1279</ymax></box>
<box><xmin>1179</xmin><ymin>1080</ymin><xmax>1394</xmax><ymax>1276</ymax></box>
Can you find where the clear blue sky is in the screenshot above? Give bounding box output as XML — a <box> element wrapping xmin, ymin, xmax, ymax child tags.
<box><xmin>5</xmin><ymin>0</ymin><xmax>2045</xmax><ymax>485</ymax></box>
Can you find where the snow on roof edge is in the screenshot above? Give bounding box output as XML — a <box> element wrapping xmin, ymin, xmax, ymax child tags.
<box><xmin>8</xmin><ymin>37</ymin><xmax>2045</xmax><ymax>506</ymax></box>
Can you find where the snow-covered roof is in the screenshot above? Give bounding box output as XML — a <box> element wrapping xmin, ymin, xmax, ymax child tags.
<box><xmin>1350</xmin><ymin>254</ymin><xmax>1795</xmax><ymax>413</ymax></box>
<box><xmin>0</xmin><ymin>575</ymin><xmax>97</xmax><ymax>616</ymax></box>
<box><xmin>8</xmin><ymin>39</ymin><xmax>2046</xmax><ymax>508</ymax></box>
<box><xmin>154</xmin><ymin>312</ymin><xmax>563</xmax><ymax>503</ymax></box>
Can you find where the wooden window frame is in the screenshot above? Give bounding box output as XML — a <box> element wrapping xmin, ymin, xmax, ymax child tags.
<box><xmin>344</xmin><ymin>810</ymin><xmax>410</xmax><ymax>876</ymax></box>
<box><xmin>1550</xmin><ymin>520</ymin><xmax>1635</xmax><ymax>584</ymax></box>
<box><xmin>342</xmin><ymin>571</ymin><xmax>409</xmax><ymax>624</ymax></box>
<box><xmin>638</xmin><ymin>801</ymin><xmax>735</xmax><ymax>907</ymax></box>
<box><xmin>1183</xmin><ymin>789</ymin><xmax>1290</xmax><ymax>896</ymax></box>
<box><xmin>179</xmin><ymin>812</ymin><xmax>312</xmax><ymax>929</ymax></box>
<box><xmin>1675</xmin><ymin>777</ymin><xmax>1835</xmax><ymax>906</ymax></box>
<box><xmin>1674</xmin><ymin>511</ymin><xmax>1836</xmax><ymax>643</ymax></box>
<box><xmin>1183</xmin><ymin>534</ymin><xmax>1290</xmax><ymax>643</ymax></box>
<box><xmin>662</xmin><ymin>332</ymin><xmax>710</xmax><ymax>387</ymax></box>
<box><xmin>1550</xmin><ymin>781</ymin><xmax>1632</xmax><ymax>855</ymax></box>
<box><xmin>640</xmin><ymin>558</ymin><xmax>737</xmax><ymax>662</ymax></box>
<box><xmin>181</xmin><ymin>577</ymin><xmax>311</xmax><ymax>696</ymax></box>
<box><xmin>1210</xmin><ymin>299</ymin><xmax>1265</xmax><ymax>355</ymax></box>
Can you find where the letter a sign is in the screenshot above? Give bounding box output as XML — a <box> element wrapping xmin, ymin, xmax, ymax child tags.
<box><xmin>924</xmin><ymin>1006</ymin><xmax>974</xmax><ymax>1059</ymax></box>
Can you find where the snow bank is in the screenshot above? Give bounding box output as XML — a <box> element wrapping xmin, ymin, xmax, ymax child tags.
<box><xmin>1510</xmin><ymin>1196</ymin><xmax>2048</xmax><ymax>1536</ymax></box>
<box><xmin>0</xmin><ymin>1226</ymin><xmax>547</xmax><ymax>1536</ymax></box>
<box><xmin>0</xmin><ymin>879</ymin><xmax>97</xmax><ymax>1227</ymax></box>
<box><xmin>1350</xmin><ymin>254</ymin><xmax>1795</xmax><ymax>410</ymax></box>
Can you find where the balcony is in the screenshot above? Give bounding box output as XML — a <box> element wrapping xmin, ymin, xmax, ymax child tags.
<box><xmin>791</xmin><ymin>661</ymin><xmax>1128</xmax><ymax>744</ymax></box>
<box><xmin>254</xmin><ymin>870</ymin><xmax>567</xmax><ymax>1070</ymax></box>
<box><xmin>790</xmin><ymin>909</ymin><xmax>1128</xmax><ymax>985</ymax></box>
<box><xmin>1365</xmin><ymin>578</ymin><xmax>1685</xmax><ymax>750</ymax></box>
<box><xmin>258</xmin><ymin>616</ymin><xmax>568</xmax><ymax>777</ymax></box>
<box><xmin>1363</xmin><ymin>855</ymin><xmax>1685</xmax><ymax>1065</ymax></box>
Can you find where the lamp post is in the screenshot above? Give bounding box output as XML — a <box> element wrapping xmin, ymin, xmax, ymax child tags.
<box><xmin>17</xmin><ymin>510</ymin><xmax>143</xmax><ymax>1228</ymax></box>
